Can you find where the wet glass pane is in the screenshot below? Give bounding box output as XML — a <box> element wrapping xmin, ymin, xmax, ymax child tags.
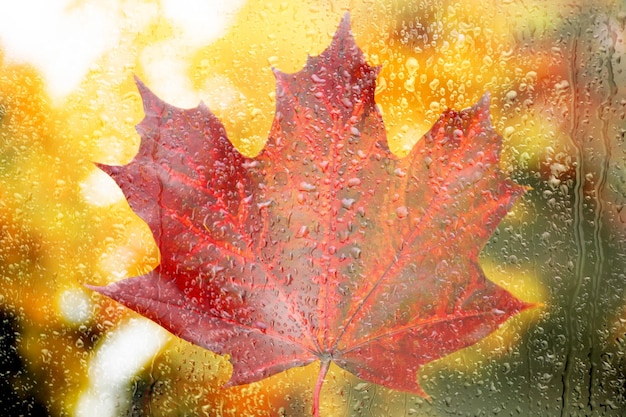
<box><xmin>0</xmin><ymin>1</ymin><xmax>625</xmax><ymax>416</ymax></box>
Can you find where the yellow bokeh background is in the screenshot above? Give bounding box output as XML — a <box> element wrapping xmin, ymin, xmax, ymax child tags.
<box><xmin>3</xmin><ymin>0</ymin><xmax>622</xmax><ymax>415</ymax></box>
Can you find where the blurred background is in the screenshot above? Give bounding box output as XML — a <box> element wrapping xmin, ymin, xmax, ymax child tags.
<box><xmin>0</xmin><ymin>0</ymin><xmax>624</xmax><ymax>415</ymax></box>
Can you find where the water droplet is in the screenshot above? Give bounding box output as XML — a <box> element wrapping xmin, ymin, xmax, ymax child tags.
<box><xmin>296</xmin><ymin>225</ymin><xmax>308</xmax><ymax>238</ymax></box>
<box><xmin>341</xmin><ymin>198</ymin><xmax>356</xmax><ymax>209</ymax></box>
<box><xmin>311</xmin><ymin>74</ymin><xmax>325</xmax><ymax>83</ymax></box>
<box><xmin>347</xmin><ymin>178</ymin><xmax>361</xmax><ymax>187</ymax></box>
<box><xmin>404</xmin><ymin>77</ymin><xmax>415</xmax><ymax>92</ymax></box>
<box><xmin>555</xmin><ymin>80</ymin><xmax>570</xmax><ymax>91</ymax></box>
<box><xmin>396</xmin><ymin>206</ymin><xmax>408</xmax><ymax>219</ymax></box>
<box><xmin>299</xmin><ymin>182</ymin><xmax>316</xmax><ymax>192</ymax></box>
<box><xmin>405</xmin><ymin>57</ymin><xmax>419</xmax><ymax>75</ymax></box>
<box><xmin>506</xmin><ymin>90</ymin><xmax>518</xmax><ymax>101</ymax></box>
<box><xmin>526</xmin><ymin>70</ymin><xmax>537</xmax><ymax>82</ymax></box>
<box><xmin>500</xmin><ymin>127</ymin><xmax>515</xmax><ymax>143</ymax></box>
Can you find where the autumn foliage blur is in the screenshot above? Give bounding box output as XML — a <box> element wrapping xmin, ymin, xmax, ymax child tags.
<box><xmin>0</xmin><ymin>0</ymin><xmax>624</xmax><ymax>416</ymax></box>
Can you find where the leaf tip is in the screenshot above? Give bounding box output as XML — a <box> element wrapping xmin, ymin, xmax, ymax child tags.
<box><xmin>509</xmin><ymin>180</ymin><xmax>530</xmax><ymax>197</ymax></box>
<box><xmin>133</xmin><ymin>75</ymin><xmax>165</xmax><ymax>115</ymax></box>
<box><xmin>521</xmin><ymin>299</ymin><xmax>545</xmax><ymax>313</ymax></box>
<box><xmin>329</xmin><ymin>11</ymin><xmax>359</xmax><ymax>55</ymax></box>
<box><xmin>84</xmin><ymin>283</ymin><xmax>109</xmax><ymax>297</ymax></box>
<box><xmin>472</xmin><ymin>92</ymin><xmax>492</xmax><ymax>119</ymax></box>
<box><xmin>337</xmin><ymin>11</ymin><xmax>352</xmax><ymax>34</ymax></box>
<box><xmin>133</xmin><ymin>75</ymin><xmax>153</xmax><ymax>103</ymax></box>
<box><xmin>479</xmin><ymin>91</ymin><xmax>491</xmax><ymax>105</ymax></box>
<box><xmin>271</xmin><ymin>66</ymin><xmax>287</xmax><ymax>81</ymax></box>
<box><xmin>94</xmin><ymin>162</ymin><xmax>116</xmax><ymax>177</ymax></box>
<box><xmin>132</xmin><ymin>74</ymin><xmax>145</xmax><ymax>89</ymax></box>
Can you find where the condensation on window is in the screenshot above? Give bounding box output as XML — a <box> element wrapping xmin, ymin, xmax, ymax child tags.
<box><xmin>0</xmin><ymin>1</ymin><xmax>624</xmax><ymax>416</ymax></box>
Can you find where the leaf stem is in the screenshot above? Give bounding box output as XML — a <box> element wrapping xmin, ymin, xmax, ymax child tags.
<box><xmin>313</xmin><ymin>358</ymin><xmax>331</xmax><ymax>417</ymax></box>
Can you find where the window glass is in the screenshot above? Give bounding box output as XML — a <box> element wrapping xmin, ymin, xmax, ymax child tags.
<box><xmin>0</xmin><ymin>1</ymin><xmax>624</xmax><ymax>416</ymax></box>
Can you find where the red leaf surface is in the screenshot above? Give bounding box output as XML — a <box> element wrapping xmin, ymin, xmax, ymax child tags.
<box><xmin>89</xmin><ymin>14</ymin><xmax>533</xmax><ymax>414</ymax></box>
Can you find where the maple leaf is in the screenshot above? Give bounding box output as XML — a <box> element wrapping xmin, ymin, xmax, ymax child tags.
<box><xmin>88</xmin><ymin>13</ymin><xmax>534</xmax><ymax>416</ymax></box>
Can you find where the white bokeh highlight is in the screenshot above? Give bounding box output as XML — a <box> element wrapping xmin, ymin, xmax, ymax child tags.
<box><xmin>0</xmin><ymin>0</ymin><xmax>120</xmax><ymax>99</ymax></box>
<box><xmin>75</xmin><ymin>318</ymin><xmax>169</xmax><ymax>417</ymax></box>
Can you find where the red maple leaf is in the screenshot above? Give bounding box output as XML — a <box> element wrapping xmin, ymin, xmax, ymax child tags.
<box><xmin>89</xmin><ymin>14</ymin><xmax>533</xmax><ymax>416</ymax></box>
